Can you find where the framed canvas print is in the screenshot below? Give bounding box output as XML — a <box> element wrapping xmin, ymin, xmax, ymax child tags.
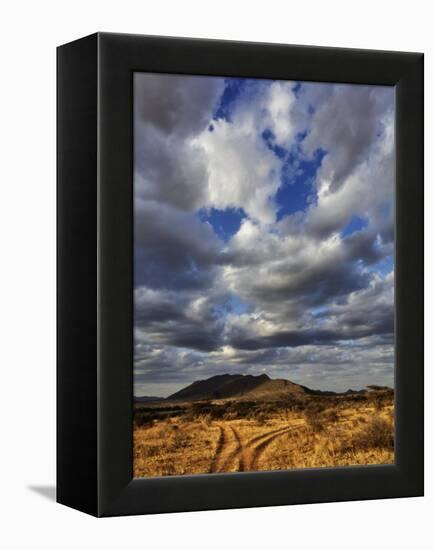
<box><xmin>57</xmin><ymin>32</ymin><xmax>423</xmax><ymax>516</ymax></box>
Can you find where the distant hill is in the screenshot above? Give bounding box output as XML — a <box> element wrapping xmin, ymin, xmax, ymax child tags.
<box><xmin>366</xmin><ymin>385</ymin><xmax>393</xmax><ymax>392</ymax></box>
<box><xmin>167</xmin><ymin>373</ymin><xmax>313</xmax><ymax>402</ymax></box>
<box><xmin>134</xmin><ymin>395</ymin><xmax>164</xmax><ymax>403</ymax></box>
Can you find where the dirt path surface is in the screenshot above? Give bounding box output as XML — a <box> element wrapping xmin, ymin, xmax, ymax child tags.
<box><xmin>210</xmin><ymin>422</ymin><xmax>304</xmax><ymax>473</ymax></box>
<box><xmin>249</xmin><ymin>426</ymin><xmax>299</xmax><ymax>469</ymax></box>
<box><xmin>209</xmin><ymin>426</ymin><xmax>225</xmax><ymax>473</ymax></box>
<box><xmin>210</xmin><ymin>426</ymin><xmax>242</xmax><ymax>473</ymax></box>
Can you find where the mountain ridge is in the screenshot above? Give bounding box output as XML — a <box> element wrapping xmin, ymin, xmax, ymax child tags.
<box><xmin>134</xmin><ymin>373</ymin><xmax>393</xmax><ymax>403</ymax></box>
<box><xmin>133</xmin><ymin>395</ymin><xmax>163</xmax><ymax>403</ymax></box>
<box><xmin>168</xmin><ymin>373</ymin><xmax>315</xmax><ymax>402</ymax></box>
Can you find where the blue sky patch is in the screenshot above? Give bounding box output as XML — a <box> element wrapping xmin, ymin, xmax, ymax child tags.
<box><xmin>296</xmin><ymin>129</ymin><xmax>308</xmax><ymax>143</ymax></box>
<box><xmin>311</xmin><ymin>305</ymin><xmax>328</xmax><ymax>317</ymax></box>
<box><xmin>211</xmin><ymin>293</ymin><xmax>250</xmax><ymax>319</ymax></box>
<box><xmin>275</xmin><ymin>148</ymin><xmax>326</xmax><ymax>220</ymax></box>
<box><xmin>226</xmin><ymin>294</ymin><xmax>250</xmax><ymax>315</ymax></box>
<box><xmin>262</xmin><ymin>129</ymin><xmax>288</xmax><ymax>159</ymax></box>
<box><xmin>214</xmin><ymin>78</ymin><xmax>249</xmax><ymax>121</ymax></box>
<box><xmin>198</xmin><ymin>207</ymin><xmax>247</xmax><ymax>242</ymax></box>
<box><xmin>341</xmin><ymin>215</ymin><xmax>369</xmax><ymax>238</ymax></box>
<box><xmin>370</xmin><ymin>255</ymin><xmax>394</xmax><ymax>276</ymax></box>
<box><xmin>292</xmin><ymin>82</ymin><xmax>301</xmax><ymax>97</ymax></box>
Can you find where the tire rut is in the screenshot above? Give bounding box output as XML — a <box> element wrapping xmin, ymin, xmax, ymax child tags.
<box><xmin>211</xmin><ymin>425</ymin><xmax>241</xmax><ymax>473</ymax></box>
<box><xmin>211</xmin><ymin>422</ymin><xmax>305</xmax><ymax>473</ymax></box>
<box><xmin>247</xmin><ymin>425</ymin><xmax>296</xmax><ymax>448</ymax></box>
<box><xmin>250</xmin><ymin>426</ymin><xmax>300</xmax><ymax>470</ymax></box>
<box><xmin>209</xmin><ymin>425</ymin><xmax>225</xmax><ymax>473</ymax></box>
<box><xmin>219</xmin><ymin>426</ymin><xmax>243</xmax><ymax>472</ymax></box>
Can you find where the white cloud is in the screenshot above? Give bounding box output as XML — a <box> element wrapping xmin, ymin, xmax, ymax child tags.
<box><xmin>262</xmin><ymin>81</ymin><xmax>299</xmax><ymax>145</ymax></box>
<box><xmin>302</xmin><ymin>84</ymin><xmax>394</xmax><ymax>191</ymax></box>
<box><xmin>192</xmin><ymin>115</ymin><xmax>281</xmax><ymax>223</ymax></box>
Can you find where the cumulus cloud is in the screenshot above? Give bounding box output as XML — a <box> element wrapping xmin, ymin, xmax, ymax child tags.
<box><xmin>133</xmin><ymin>73</ymin><xmax>395</xmax><ymax>395</ymax></box>
<box><xmin>135</xmin><ymin>72</ymin><xmax>224</xmax><ymax>138</ymax></box>
<box><xmin>134</xmin><ymin>200</ymin><xmax>228</xmax><ymax>290</ymax></box>
<box><xmin>134</xmin><ymin>286</ymin><xmax>226</xmax><ymax>352</ymax></box>
<box><xmin>134</xmin><ymin>74</ymin><xmax>224</xmax><ymax>212</ymax></box>
<box><xmin>302</xmin><ymin>84</ymin><xmax>394</xmax><ymax>192</ymax></box>
<box><xmin>192</xmin><ymin>117</ymin><xmax>281</xmax><ymax>223</ymax></box>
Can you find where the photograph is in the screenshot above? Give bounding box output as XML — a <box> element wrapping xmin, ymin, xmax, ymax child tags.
<box><xmin>133</xmin><ymin>73</ymin><xmax>396</xmax><ymax>477</ymax></box>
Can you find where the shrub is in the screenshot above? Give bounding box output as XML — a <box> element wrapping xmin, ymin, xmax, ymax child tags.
<box><xmin>304</xmin><ymin>407</ymin><xmax>324</xmax><ymax>432</ymax></box>
<box><xmin>138</xmin><ymin>444</ymin><xmax>159</xmax><ymax>458</ymax></box>
<box><xmin>352</xmin><ymin>417</ymin><xmax>394</xmax><ymax>450</ymax></box>
<box><xmin>134</xmin><ymin>413</ymin><xmax>155</xmax><ymax>428</ymax></box>
<box><xmin>191</xmin><ymin>402</ymin><xmax>213</xmax><ymax>415</ymax></box>
<box><xmin>323</xmin><ymin>409</ymin><xmax>339</xmax><ymax>423</ymax></box>
<box><xmin>171</xmin><ymin>431</ymin><xmax>191</xmax><ymax>451</ymax></box>
<box><xmin>371</xmin><ymin>394</ymin><xmax>386</xmax><ymax>411</ymax></box>
<box><xmin>255</xmin><ymin>412</ymin><xmax>268</xmax><ymax>425</ymax></box>
<box><xmin>209</xmin><ymin>405</ymin><xmax>229</xmax><ymax>420</ymax></box>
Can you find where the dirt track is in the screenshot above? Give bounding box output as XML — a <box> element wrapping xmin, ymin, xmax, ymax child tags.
<box><xmin>210</xmin><ymin>422</ymin><xmax>304</xmax><ymax>473</ymax></box>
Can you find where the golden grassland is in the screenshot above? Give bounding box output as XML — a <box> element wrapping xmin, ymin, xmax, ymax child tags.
<box><xmin>133</xmin><ymin>392</ymin><xmax>394</xmax><ymax>477</ymax></box>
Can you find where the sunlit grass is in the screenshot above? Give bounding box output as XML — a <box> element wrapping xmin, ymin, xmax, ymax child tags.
<box><xmin>133</xmin><ymin>394</ymin><xmax>394</xmax><ymax>477</ymax></box>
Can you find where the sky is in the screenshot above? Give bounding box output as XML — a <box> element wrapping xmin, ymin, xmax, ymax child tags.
<box><xmin>133</xmin><ymin>73</ymin><xmax>395</xmax><ymax>397</ymax></box>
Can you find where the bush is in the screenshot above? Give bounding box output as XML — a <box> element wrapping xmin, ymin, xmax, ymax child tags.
<box><xmin>352</xmin><ymin>418</ymin><xmax>394</xmax><ymax>450</ymax></box>
<box><xmin>134</xmin><ymin>413</ymin><xmax>155</xmax><ymax>428</ymax></box>
<box><xmin>370</xmin><ymin>391</ymin><xmax>394</xmax><ymax>411</ymax></box>
<box><xmin>255</xmin><ymin>412</ymin><xmax>268</xmax><ymax>425</ymax></box>
<box><xmin>304</xmin><ymin>406</ymin><xmax>325</xmax><ymax>432</ymax></box>
<box><xmin>170</xmin><ymin>431</ymin><xmax>191</xmax><ymax>451</ymax></box>
<box><xmin>323</xmin><ymin>409</ymin><xmax>339</xmax><ymax>423</ymax></box>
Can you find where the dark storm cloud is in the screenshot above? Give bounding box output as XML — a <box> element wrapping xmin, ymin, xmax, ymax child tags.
<box><xmin>134</xmin><ymin>293</ymin><xmax>183</xmax><ymax>324</ymax></box>
<box><xmin>133</xmin><ymin>334</ymin><xmax>395</xmax><ymax>396</ymax></box>
<box><xmin>134</xmin><ymin>200</ymin><xmax>231</xmax><ymax>290</ymax></box>
<box><xmin>133</xmin><ymin>343</ymin><xmax>205</xmax><ymax>384</ymax></box>
<box><xmin>229</xmin><ymin>318</ymin><xmax>393</xmax><ymax>351</ymax></box>
<box><xmin>222</xmin><ymin>267</ymin><xmax>394</xmax><ymax>355</ymax></box>
<box><xmin>135</xmin><ymin>316</ymin><xmax>223</xmax><ymax>352</ymax></box>
<box><xmin>246</xmin><ymin>257</ymin><xmax>371</xmax><ymax>308</ymax></box>
<box><xmin>344</xmin><ymin>229</ymin><xmax>390</xmax><ymax>265</ymax></box>
<box><xmin>134</xmin><ymin>287</ymin><xmax>227</xmax><ymax>352</ymax></box>
<box><xmin>135</xmin><ymin>73</ymin><xmax>224</xmax><ymax>138</ymax></box>
<box><xmin>230</xmin><ymin>337</ymin><xmax>394</xmax><ymax>367</ymax></box>
<box><xmin>323</xmin><ymin>274</ymin><xmax>394</xmax><ymax>335</ymax></box>
<box><xmin>230</xmin><ymin>328</ymin><xmax>340</xmax><ymax>350</ymax></box>
<box><xmin>225</xmin><ymin>223</ymin><xmax>392</xmax><ymax>315</ymax></box>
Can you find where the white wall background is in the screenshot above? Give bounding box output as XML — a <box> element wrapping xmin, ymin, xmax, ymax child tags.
<box><xmin>0</xmin><ymin>0</ymin><xmax>431</xmax><ymax>547</ymax></box>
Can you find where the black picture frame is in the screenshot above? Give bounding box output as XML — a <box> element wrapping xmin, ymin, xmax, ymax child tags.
<box><xmin>57</xmin><ymin>32</ymin><xmax>424</xmax><ymax>517</ymax></box>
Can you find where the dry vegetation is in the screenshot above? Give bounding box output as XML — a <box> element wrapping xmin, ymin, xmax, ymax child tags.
<box><xmin>133</xmin><ymin>391</ymin><xmax>394</xmax><ymax>477</ymax></box>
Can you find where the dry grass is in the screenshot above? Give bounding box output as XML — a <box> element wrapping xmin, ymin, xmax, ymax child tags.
<box><xmin>133</xmin><ymin>393</ymin><xmax>394</xmax><ymax>477</ymax></box>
